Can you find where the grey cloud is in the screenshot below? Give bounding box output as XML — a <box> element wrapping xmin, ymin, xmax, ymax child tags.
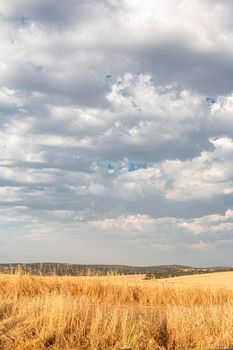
<box><xmin>2</xmin><ymin>0</ymin><xmax>124</xmax><ymax>28</ymax></box>
<box><xmin>0</xmin><ymin>0</ymin><xmax>232</xmax><ymax>264</ymax></box>
<box><xmin>137</xmin><ymin>44</ymin><xmax>233</xmax><ymax>96</ymax></box>
<box><xmin>3</xmin><ymin>63</ymin><xmax>109</xmax><ymax>108</ymax></box>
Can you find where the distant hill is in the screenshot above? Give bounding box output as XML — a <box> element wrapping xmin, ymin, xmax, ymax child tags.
<box><xmin>0</xmin><ymin>263</ymin><xmax>232</xmax><ymax>279</ymax></box>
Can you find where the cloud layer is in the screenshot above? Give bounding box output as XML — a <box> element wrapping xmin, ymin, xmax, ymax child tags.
<box><xmin>0</xmin><ymin>0</ymin><xmax>232</xmax><ymax>265</ymax></box>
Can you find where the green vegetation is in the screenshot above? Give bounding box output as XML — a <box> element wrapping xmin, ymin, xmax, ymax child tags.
<box><xmin>0</xmin><ymin>263</ymin><xmax>232</xmax><ymax>278</ymax></box>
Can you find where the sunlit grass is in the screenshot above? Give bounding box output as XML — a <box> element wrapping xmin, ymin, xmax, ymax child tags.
<box><xmin>0</xmin><ymin>273</ymin><xmax>232</xmax><ymax>349</ymax></box>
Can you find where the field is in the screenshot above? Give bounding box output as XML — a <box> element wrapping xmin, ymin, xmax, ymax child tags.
<box><xmin>0</xmin><ymin>272</ymin><xmax>232</xmax><ymax>350</ymax></box>
<box><xmin>156</xmin><ymin>271</ymin><xmax>233</xmax><ymax>290</ymax></box>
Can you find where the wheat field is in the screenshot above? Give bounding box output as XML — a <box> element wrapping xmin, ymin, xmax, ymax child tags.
<box><xmin>0</xmin><ymin>272</ymin><xmax>232</xmax><ymax>350</ymax></box>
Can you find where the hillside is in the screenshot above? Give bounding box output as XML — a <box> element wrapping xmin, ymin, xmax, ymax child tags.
<box><xmin>0</xmin><ymin>263</ymin><xmax>232</xmax><ymax>278</ymax></box>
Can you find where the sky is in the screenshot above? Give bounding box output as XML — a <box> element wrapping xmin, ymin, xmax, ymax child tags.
<box><xmin>0</xmin><ymin>0</ymin><xmax>233</xmax><ymax>266</ymax></box>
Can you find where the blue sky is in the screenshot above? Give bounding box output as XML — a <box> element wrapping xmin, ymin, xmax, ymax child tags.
<box><xmin>0</xmin><ymin>0</ymin><xmax>233</xmax><ymax>266</ymax></box>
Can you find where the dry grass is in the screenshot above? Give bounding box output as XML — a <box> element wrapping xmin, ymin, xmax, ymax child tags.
<box><xmin>156</xmin><ymin>271</ymin><xmax>233</xmax><ymax>290</ymax></box>
<box><xmin>0</xmin><ymin>273</ymin><xmax>232</xmax><ymax>350</ymax></box>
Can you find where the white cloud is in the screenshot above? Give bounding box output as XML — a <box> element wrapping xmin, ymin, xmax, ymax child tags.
<box><xmin>104</xmin><ymin>136</ymin><xmax>233</xmax><ymax>202</ymax></box>
<box><xmin>210</xmin><ymin>94</ymin><xmax>233</xmax><ymax>136</ymax></box>
<box><xmin>162</xmin><ymin>137</ymin><xmax>233</xmax><ymax>200</ymax></box>
<box><xmin>178</xmin><ymin>210</ymin><xmax>233</xmax><ymax>234</ymax></box>
<box><xmin>91</xmin><ymin>214</ymin><xmax>155</xmax><ymax>232</ymax></box>
<box><xmin>112</xmin><ymin>166</ymin><xmax>164</xmax><ymax>200</ymax></box>
<box><xmin>0</xmin><ymin>0</ymin><xmax>233</xmax><ymax>264</ymax></box>
<box><xmin>107</xmin><ymin>74</ymin><xmax>205</xmax><ymax>144</ymax></box>
<box><xmin>90</xmin><ymin>209</ymin><xmax>233</xmax><ymax>252</ymax></box>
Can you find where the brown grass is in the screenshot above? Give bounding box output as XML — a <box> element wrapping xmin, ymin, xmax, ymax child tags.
<box><xmin>0</xmin><ymin>273</ymin><xmax>232</xmax><ymax>350</ymax></box>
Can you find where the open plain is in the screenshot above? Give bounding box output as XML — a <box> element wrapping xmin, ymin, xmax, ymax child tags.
<box><xmin>0</xmin><ymin>272</ymin><xmax>232</xmax><ymax>350</ymax></box>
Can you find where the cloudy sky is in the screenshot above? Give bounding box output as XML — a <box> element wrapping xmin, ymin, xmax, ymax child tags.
<box><xmin>0</xmin><ymin>0</ymin><xmax>233</xmax><ymax>266</ymax></box>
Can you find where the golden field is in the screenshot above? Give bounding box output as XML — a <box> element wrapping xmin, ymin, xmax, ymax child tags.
<box><xmin>0</xmin><ymin>272</ymin><xmax>232</xmax><ymax>350</ymax></box>
<box><xmin>155</xmin><ymin>271</ymin><xmax>233</xmax><ymax>290</ymax></box>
